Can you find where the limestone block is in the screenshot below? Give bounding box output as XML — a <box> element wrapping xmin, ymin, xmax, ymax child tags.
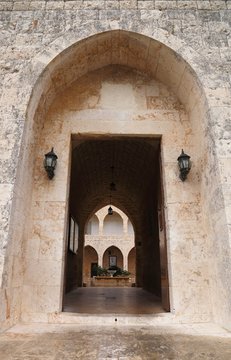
<box><xmin>29</xmin><ymin>1</ymin><xmax>46</xmax><ymax>10</ymax></box>
<box><xmin>164</xmin><ymin>166</ymin><xmax>201</xmax><ymax>204</ymax></box>
<box><xmin>46</xmin><ymin>1</ymin><xmax>64</xmax><ymax>10</ymax></box>
<box><xmin>36</xmin><ymin>285</ymin><xmax>61</xmax><ymax>312</ymax></box>
<box><xmin>21</xmin><ymin>285</ymin><xmax>37</xmax><ymax>313</ymax></box>
<box><xmin>167</xmin><ymin>202</ymin><xmax>202</xmax><ymax>223</ymax></box>
<box><xmin>104</xmin><ymin>1</ymin><xmax>119</xmax><ymax>9</ymax></box>
<box><xmin>21</xmin><ymin>311</ymin><xmax>48</xmax><ymax>323</ymax></box>
<box><xmin>25</xmin><ymin>236</ymin><xmax>40</xmax><ymax>261</ymax></box>
<box><xmin>38</xmin><ymin>232</ymin><xmax>64</xmax><ymax>261</ymax></box>
<box><xmin>0</xmin><ymin>2</ymin><xmax>13</xmax><ymax>11</ymax></box>
<box><xmin>218</xmin><ymin>158</ymin><xmax>231</xmax><ymax>184</ymax></box>
<box><xmin>197</xmin><ymin>1</ymin><xmax>211</xmax><ymax>10</ymax></box>
<box><xmin>0</xmin><ymin>289</ymin><xmax>7</xmax><ymax>323</ymax></box>
<box><xmin>177</xmin><ymin>1</ymin><xmax>197</xmax><ymax>10</ymax></box>
<box><xmin>205</xmin><ymin>87</ymin><xmax>231</xmax><ymax>107</ymax></box>
<box><xmin>167</xmin><ymin>218</ymin><xmax>206</xmax><ymax>245</ymax></box>
<box><xmin>220</xmin><ymin>184</ymin><xmax>231</xmax><ymax>208</ymax></box>
<box><xmin>155</xmin><ymin>1</ymin><xmax>177</xmax><ymax>10</ymax></box>
<box><xmin>33</xmin><ymin>180</ymin><xmax>68</xmax><ymax>202</ymax></box>
<box><xmin>176</xmin><ymin>71</ymin><xmax>196</xmax><ymax>112</ymax></box>
<box><xmin>24</xmin><ymin>258</ymin><xmax>63</xmax><ymax>286</ymax></box>
<box><xmin>0</xmin><ymin>184</ymin><xmax>13</xmax><ymax>204</ymax></box>
<box><xmin>210</xmin><ymin>1</ymin><xmax>227</xmax><ymax>10</ymax></box>
<box><xmin>100</xmin><ymin>83</ymin><xmax>136</xmax><ymax>109</ymax></box>
<box><xmin>64</xmin><ymin>1</ymin><xmax>83</xmax><ymax>9</ymax></box>
<box><xmin>13</xmin><ymin>1</ymin><xmax>30</xmax><ymax>11</ymax></box>
<box><xmin>84</xmin><ymin>1</ymin><xmax>105</xmax><ymax>10</ymax></box>
<box><xmin>120</xmin><ymin>1</ymin><xmax>137</xmax><ymax>10</ymax></box>
<box><xmin>11</xmin><ymin>256</ymin><xmax>24</xmax><ymax>287</ymax></box>
<box><xmin>9</xmin><ymin>287</ymin><xmax>22</xmax><ymax>324</ymax></box>
<box><xmin>170</xmin><ymin>286</ymin><xmax>196</xmax><ymax>316</ymax></box>
<box><xmin>137</xmin><ymin>1</ymin><xmax>154</xmax><ymax>10</ymax></box>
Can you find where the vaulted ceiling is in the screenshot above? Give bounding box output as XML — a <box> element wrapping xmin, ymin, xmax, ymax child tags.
<box><xmin>70</xmin><ymin>137</ymin><xmax>160</xmax><ymax>233</ymax></box>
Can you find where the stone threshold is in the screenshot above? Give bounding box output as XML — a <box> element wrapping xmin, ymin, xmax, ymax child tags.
<box><xmin>50</xmin><ymin>311</ymin><xmax>172</xmax><ymax>326</ymax></box>
<box><xmin>6</xmin><ymin>321</ymin><xmax>231</xmax><ymax>338</ymax></box>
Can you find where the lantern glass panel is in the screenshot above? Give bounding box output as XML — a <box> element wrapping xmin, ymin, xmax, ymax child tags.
<box><xmin>52</xmin><ymin>157</ymin><xmax>57</xmax><ymax>167</ymax></box>
<box><xmin>182</xmin><ymin>158</ymin><xmax>189</xmax><ymax>169</ymax></box>
<box><xmin>46</xmin><ymin>157</ymin><xmax>53</xmax><ymax>167</ymax></box>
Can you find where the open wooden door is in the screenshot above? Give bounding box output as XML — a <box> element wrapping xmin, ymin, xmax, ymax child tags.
<box><xmin>158</xmin><ymin>149</ymin><xmax>170</xmax><ymax>311</ymax></box>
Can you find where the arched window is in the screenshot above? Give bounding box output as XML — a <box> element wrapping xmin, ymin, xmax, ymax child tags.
<box><xmin>103</xmin><ymin>246</ymin><xmax>123</xmax><ymax>269</ymax></box>
<box><xmin>103</xmin><ymin>212</ymin><xmax>123</xmax><ymax>235</ymax></box>
<box><xmin>86</xmin><ymin>214</ymin><xmax>99</xmax><ymax>235</ymax></box>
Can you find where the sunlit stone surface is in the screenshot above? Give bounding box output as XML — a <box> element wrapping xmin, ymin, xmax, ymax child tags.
<box><xmin>0</xmin><ymin>323</ymin><xmax>230</xmax><ymax>360</ymax></box>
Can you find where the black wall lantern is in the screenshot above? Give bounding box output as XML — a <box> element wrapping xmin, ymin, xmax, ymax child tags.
<box><xmin>177</xmin><ymin>149</ymin><xmax>191</xmax><ymax>181</ymax></box>
<box><xmin>108</xmin><ymin>206</ymin><xmax>113</xmax><ymax>215</ymax></box>
<box><xmin>44</xmin><ymin>147</ymin><xmax>58</xmax><ymax>179</ymax></box>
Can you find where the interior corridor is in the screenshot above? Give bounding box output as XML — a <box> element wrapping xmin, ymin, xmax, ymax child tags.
<box><xmin>63</xmin><ymin>287</ymin><xmax>163</xmax><ymax>314</ymax></box>
<box><xmin>64</xmin><ymin>137</ymin><xmax>170</xmax><ymax>313</ymax></box>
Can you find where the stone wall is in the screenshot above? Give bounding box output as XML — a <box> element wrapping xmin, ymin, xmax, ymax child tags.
<box><xmin>0</xmin><ymin>0</ymin><xmax>230</xmax><ymax>330</ymax></box>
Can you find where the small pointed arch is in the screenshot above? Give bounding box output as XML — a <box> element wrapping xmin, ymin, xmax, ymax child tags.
<box><xmin>86</xmin><ymin>214</ymin><xmax>99</xmax><ymax>235</ymax></box>
<box><xmin>83</xmin><ymin>199</ymin><xmax>138</xmax><ymax>237</ymax></box>
<box><xmin>103</xmin><ymin>246</ymin><xmax>123</xmax><ymax>270</ymax></box>
<box><xmin>103</xmin><ymin>211</ymin><xmax>123</xmax><ymax>236</ymax></box>
<box><xmin>83</xmin><ymin>245</ymin><xmax>98</xmax><ymax>283</ymax></box>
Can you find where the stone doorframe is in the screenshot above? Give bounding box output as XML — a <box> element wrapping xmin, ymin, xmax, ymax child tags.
<box><xmin>1</xmin><ymin>24</ymin><xmax>230</xmax><ymax>331</ymax></box>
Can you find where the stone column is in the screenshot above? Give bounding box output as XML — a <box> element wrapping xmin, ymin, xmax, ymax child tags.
<box><xmin>98</xmin><ymin>218</ymin><xmax>104</xmax><ymax>235</ymax></box>
<box><xmin>123</xmin><ymin>254</ymin><xmax>128</xmax><ymax>271</ymax></box>
<box><xmin>98</xmin><ymin>253</ymin><xmax>103</xmax><ymax>268</ymax></box>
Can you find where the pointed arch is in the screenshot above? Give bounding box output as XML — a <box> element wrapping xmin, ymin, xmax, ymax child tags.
<box><xmin>103</xmin><ymin>246</ymin><xmax>124</xmax><ymax>270</ymax></box>
<box><xmin>83</xmin><ymin>245</ymin><xmax>98</xmax><ymax>285</ymax></box>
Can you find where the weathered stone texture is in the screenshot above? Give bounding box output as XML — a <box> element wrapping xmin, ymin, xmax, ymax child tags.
<box><xmin>0</xmin><ymin>0</ymin><xmax>230</xmax><ymax>332</ymax></box>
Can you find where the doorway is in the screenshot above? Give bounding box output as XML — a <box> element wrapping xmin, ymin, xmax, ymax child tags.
<box><xmin>91</xmin><ymin>263</ymin><xmax>98</xmax><ymax>278</ymax></box>
<box><xmin>63</xmin><ymin>136</ymin><xmax>169</xmax><ymax>314</ymax></box>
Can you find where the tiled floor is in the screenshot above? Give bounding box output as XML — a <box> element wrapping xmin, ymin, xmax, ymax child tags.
<box><xmin>0</xmin><ymin>323</ymin><xmax>230</xmax><ymax>359</ymax></box>
<box><xmin>63</xmin><ymin>287</ymin><xmax>164</xmax><ymax>314</ymax></box>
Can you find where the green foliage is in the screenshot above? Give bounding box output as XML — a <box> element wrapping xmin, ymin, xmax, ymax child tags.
<box><xmin>93</xmin><ymin>264</ymin><xmax>131</xmax><ymax>277</ymax></box>
<box><xmin>108</xmin><ymin>265</ymin><xmax>130</xmax><ymax>277</ymax></box>
<box><xmin>93</xmin><ymin>265</ymin><xmax>109</xmax><ymax>276</ymax></box>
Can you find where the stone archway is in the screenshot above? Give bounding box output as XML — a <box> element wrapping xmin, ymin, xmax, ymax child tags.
<box><xmin>83</xmin><ymin>246</ymin><xmax>98</xmax><ymax>286</ymax></box>
<box><xmin>20</xmin><ymin>33</ymin><xmax>213</xmax><ymax>322</ymax></box>
<box><xmin>103</xmin><ymin>246</ymin><xmax>124</xmax><ymax>270</ymax></box>
<box><xmin>1</xmin><ymin>28</ymin><xmax>230</xmax><ymax>329</ymax></box>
